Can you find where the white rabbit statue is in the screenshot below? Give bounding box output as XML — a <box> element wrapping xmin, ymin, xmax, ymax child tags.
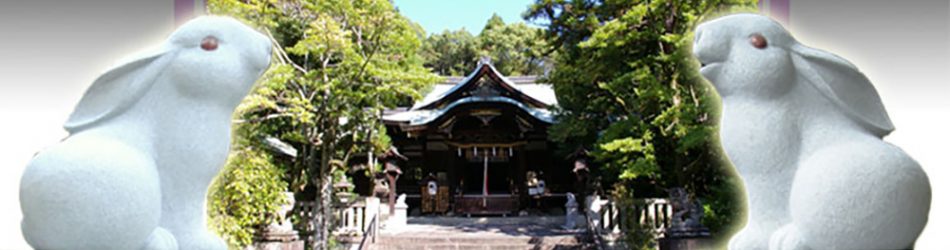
<box><xmin>693</xmin><ymin>14</ymin><xmax>930</xmax><ymax>250</ymax></box>
<box><xmin>20</xmin><ymin>16</ymin><xmax>271</xmax><ymax>249</ymax></box>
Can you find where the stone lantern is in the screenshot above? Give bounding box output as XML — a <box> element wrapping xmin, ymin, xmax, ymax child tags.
<box><xmin>660</xmin><ymin>187</ymin><xmax>711</xmax><ymax>250</ymax></box>
<box><xmin>333</xmin><ymin>176</ymin><xmax>355</xmax><ymax>204</ymax></box>
<box><xmin>253</xmin><ymin>192</ymin><xmax>304</xmax><ymax>250</ymax></box>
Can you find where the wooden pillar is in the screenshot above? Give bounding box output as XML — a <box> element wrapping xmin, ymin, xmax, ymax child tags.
<box><xmin>379</xmin><ymin>147</ymin><xmax>407</xmax><ymax>215</ymax></box>
<box><xmin>516</xmin><ymin>145</ymin><xmax>527</xmax><ymax>209</ymax></box>
<box><xmin>448</xmin><ymin>148</ymin><xmax>457</xmax><ymax>197</ymax></box>
<box><xmin>421</xmin><ymin>136</ymin><xmax>428</xmax><ymax>177</ymax></box>
<box><xmin>518</xmin><ymin>145</ymin><xmax>529</xmax><ymax>209</ymax></box>
<box><xmin>569</xmin><ymin>147</ymin><xmax>592</xmax><ymax>202</ymax></box>
<box><xmin>482</xmin><ymin>153</ymin><xmax>488</xmax><ymax>207</ymax></box>
<box><xmin>387</xmin><ymin>171</ymin><xmax>397</xmax><ymax>214</ymax></box>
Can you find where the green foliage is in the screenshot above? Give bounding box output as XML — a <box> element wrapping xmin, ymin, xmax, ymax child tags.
<box><xmin>526</xmin><ymin>0</ymin><xmax>757</xmax><ymax>243</ymax></box>
<box><xmin>611</xmin><ymin>186</ymin><xmax>656</xmax><ymax>250</ymax></box>
<box><xmin>419</xmin><ymin>29</ymin><xmax>479</xmax><ymax>76</ymax></box>
<box><xmin>208</xmin><ymin>148</ymin><xmax>288</xmax><ymax>248</ymax></box>
<box><xmin>477</xmin><ymin>14</ymin><xmax>551</xmax><ymax>76</ymax></box>
<box><xmin>595</xmin><ymin>131</ymin><xmax>658</xmax><ymax>181</ymax></box>
<box><xmin>701</xmin><ymin>171</ymin><xmax>746</xmax><ymax>246</ymax></box>
<box><xmin>421</xmin><ymin>14</ymin><xmax>551</xmax><ymax>76</ymax></box>
<box><xmin>207</xmin><ymin>0</ymin><xmax>437</xmax><ymax>249</ymax></box>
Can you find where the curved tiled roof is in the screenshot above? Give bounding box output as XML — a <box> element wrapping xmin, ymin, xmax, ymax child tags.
<box><xmin>411</xmin><ymin>62</ymin><xmax>555</xmax><ymax>110</ymax></box>
<box><xmin>384</xmin><ymin>62</ymin><xmax>557</xmax><ymax>130</ymax></box>
<box><xmin>383</xmin><ymin>96</ymin><xmax>554</xmax><ymax>125</ymax></box>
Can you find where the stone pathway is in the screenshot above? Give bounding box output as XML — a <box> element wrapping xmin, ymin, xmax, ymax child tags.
<box><xmin>372</xmin><ymin>216</ymin><xmax>594</xmax><ymax>250</ymax></box>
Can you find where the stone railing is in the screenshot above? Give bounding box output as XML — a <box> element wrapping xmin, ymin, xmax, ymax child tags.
<box><xmin>357</xmin><ymin>213</ymin><xmax>379</xmax><ymax>250</ymax></box>
<box><xmin>294</xmin><ymin>196</ymin><xmax>381</xmax><ymax>245</ymax></box>
<box><xmin>586</xmin><ymin>196</ymin><xmax>672</xmax><ymax>249</ymax></box>
<box><xmin>634</xmin><ymin>198</ymin><xmax>673</xmax><ymax>235</ymax></box>
<box><xmin>333</xmin><ymin>197</ymin><xmax>381</xmax><ymax>235</ymax></box>
<box><xmin>294</xmin><ymin>201</ymin><xmax>317</xmax><ymax>243</ymax></box>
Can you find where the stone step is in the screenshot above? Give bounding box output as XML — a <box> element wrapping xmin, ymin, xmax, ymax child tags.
<box><xmin>369</xmin><ymin>243</ymin><xmax>590</xmax><ymax>250</ymax></box>
<box><xmin>377</xmin><ymin>235</ymin><xmax>585</xmax><ymax>245</ymax></box>
<box><xmin>366</xmin><ymin>216</ymin><xmax>594</xmax><ymax>250</ymax></box>
<box><xmin>369</xmin><ymin>234</ymin><xmax>594</xmax><ymax>250</ymax></box>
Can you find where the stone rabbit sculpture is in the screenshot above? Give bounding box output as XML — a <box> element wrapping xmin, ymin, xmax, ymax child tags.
<box><xmin>20</xmin><ymin>16</ymin><xmax>272</xmax><ymax>249</ymax></box>
<box><xmin>693</xmin><ymin>14</ymin><xmax>930</xmax><ymax>249</ymax></box>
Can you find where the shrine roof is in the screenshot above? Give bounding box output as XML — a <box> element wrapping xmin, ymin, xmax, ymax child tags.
<box><xmin>382</xmin><ymin>62</ymin><xmax>557</xmax><ymax>128</ymax></box>
<box><xmin>410</xmin><ymin>62</ymin><xmax>557</xmax><ymax>110</ymax></box>
<box><xmin>382</xmin><ymin>96</ymin><xmax>554</xmax><ymax>126</ymax></box>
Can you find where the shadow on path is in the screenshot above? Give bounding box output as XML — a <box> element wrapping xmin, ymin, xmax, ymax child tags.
<box><xmin>378</xmin><ymin>216</ymin><xmax>594</xmax><ymax>249</ymax></box>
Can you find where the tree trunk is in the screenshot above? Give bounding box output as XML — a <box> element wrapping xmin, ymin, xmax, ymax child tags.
<box><xmin>318</xmin><ymin>162</ymin><xmax>333</xmax><ymax>250</ymax></box>
<box><xmin>311</xmin><ymin>121</ymin><xmax>337</xmax><ymax>250</ymax></box>
<box><xmin>310</xmin><ymin>147</ymin><xmax>328</xmax><ymax>250</ymax></box>
<box><xmin>313</xmin><ymin>149</ymin><xmax>327</xmax><ymax>250</ymax></box>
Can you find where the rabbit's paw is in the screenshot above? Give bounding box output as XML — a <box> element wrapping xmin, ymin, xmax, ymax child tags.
<box><xmin>142</xmin><ymin>227</ymin><xmax>178</xmax><ymax>250</ymax></box>
<box><xmin>728</xmin><ymin>227</ymin><xmax>764</xmax><ymax>250</ymax></box>
<box><xmin>175</xmin><ymin>230</ymin><xmax>228</xmax><ymax>250</ymax></box>
<box><xmin>769</xmin><ymin>224</ymin><xmax>810</xmax><ymax>250</ymax></box>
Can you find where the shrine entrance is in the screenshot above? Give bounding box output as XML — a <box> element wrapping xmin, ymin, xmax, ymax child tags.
<box><xmin>369</xmin><ymin>61</ymin><xmax>575</xmax><ymax>216</ymax></box>
<box><xmin>461</xmin><ymin>158</ymin><xmax>510</xmax><ymax>195</ymax></box>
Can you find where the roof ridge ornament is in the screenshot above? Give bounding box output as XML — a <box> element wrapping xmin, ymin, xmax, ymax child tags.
<box><xmin>478</xmin><ymin>56</ymin><xmax>492</xmax><ymax>66</ymax></box>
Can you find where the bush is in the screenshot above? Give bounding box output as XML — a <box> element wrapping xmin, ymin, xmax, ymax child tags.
<box><xmin>208</xmin><ymin>148</ymin><xmax>289</xmax><ymax>248</ymax></box>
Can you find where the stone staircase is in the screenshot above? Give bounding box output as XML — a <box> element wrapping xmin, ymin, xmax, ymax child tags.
<box><xmin>369</xmin><ymin>216</ymin><xmax>594</xmax><ymax>250</ymax></box>
<box><xmin>372</xmin><ymin>234</ymin><xmax>588</xmax><ymax>250</ymax></box>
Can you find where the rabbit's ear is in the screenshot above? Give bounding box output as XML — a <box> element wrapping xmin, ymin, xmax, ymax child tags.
<box><xmin>790</xmin><ymin>44</ymin><xmax>895</xmax><ymax>137</ymax></box>
<box><xmin>64</xmin><ymin>47</ymin><xmax>175</xmax><ymax>132</ymax></box>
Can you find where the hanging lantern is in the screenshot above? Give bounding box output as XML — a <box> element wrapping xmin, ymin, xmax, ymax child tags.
<box><xmin>492</xmin><ymin>147</ymin><xmax>497</xmax><ymax>156</ymax></box>
<box><xmin>509</xmin><ymin>147</ymin><xmax>513</xmax><ymax>156</ymax></box>
<box><xmin>457</xmin><ymin>147</ymin><xmax>462</xmax><ymax>157</ymax></box>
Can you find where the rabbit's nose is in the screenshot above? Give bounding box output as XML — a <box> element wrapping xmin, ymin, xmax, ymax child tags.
<box><xmin>256</xmin><ymin>37</ymin><xmax>273</xmax><ymax>69</ymax></box>
<box><xmin>694</xmin><ymin>29</ymin><xmax>705</xmax><ymax>47</ymax></box>
<box><xmin>262</xmin><ymin>42</ymin><xmax>273</xmax><ymax>60</ymax></box>
<box><xmin>692</xmin><ymin>29</ymin><xmax>726</xmax><ymax>65</ymax></box>
<box><xmin>692</xmin><ymin>34</ymin><xmax>708</xmax><ymax>62</ymax></box>
<box><xmin>692</xmin><ymin>28</ymin><xmax>707</xmax><ymax>58</ymax></box>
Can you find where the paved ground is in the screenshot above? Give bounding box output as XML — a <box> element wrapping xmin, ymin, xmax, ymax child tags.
<box><xmin>383</xmin><ymin>216</ymin><xmax>587</xmax><ymax>237</ymax></box>
<box><xmin>370</xmin><ymin>216</ymin><xmax>594</xmax><ymax>250</ymax></box>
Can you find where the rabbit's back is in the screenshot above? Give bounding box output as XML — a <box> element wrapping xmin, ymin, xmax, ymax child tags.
<box><xmin>20</xmin><ymin>134</ymin><xmax>163</xmax><ymax>249</ymax></box>
<box><xmin>788</xmin><ymin>138</ymin><xmax>930</xmax><ymax>249</ymax></box>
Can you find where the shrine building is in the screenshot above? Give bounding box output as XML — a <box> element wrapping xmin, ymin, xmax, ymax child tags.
<box><xmin>367</xmin><ymin>60</ymin><xmax>579</xmax><ymax>216</ymax></box>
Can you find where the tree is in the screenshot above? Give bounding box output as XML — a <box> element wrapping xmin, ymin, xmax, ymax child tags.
<box><xmin>207</xmin><ymin>0</ymin><xmax>437</xmax><ymax>249</ymax></box>
<box><xmin>420</xmin><ymin>14</ymin><xmax>551</xmax><ymax>76</ymax></box>
<box><xmin>478</xmin><ymin>14</ymin><xmax>551</xmax><ymax>76</ymax></box>
<box><xmin>526</xmin><ymin>0</ymin><xmax>756</xmax><ymax>247</ymax></box>
<box><xmin>419</xmin><ymin>29</ymin><xmax>479</xmax><ymax>76</ymax></box>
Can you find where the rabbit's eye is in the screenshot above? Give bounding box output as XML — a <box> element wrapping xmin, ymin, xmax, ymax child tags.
<box><xmin>749</xmin><ymin>33</ymin><xmax>768</xmax><ymax>49</ymax></box>
<box><xmin>201</xmin><ymin>36</ymin><xmax>219</xmax><ymax>51</ymax></box>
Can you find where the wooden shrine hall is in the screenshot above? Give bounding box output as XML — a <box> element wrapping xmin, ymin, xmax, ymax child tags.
<box><xmin>373</xmin><ymin>60</ymin><xmax>576</xmax><ymax>216</ymax></box>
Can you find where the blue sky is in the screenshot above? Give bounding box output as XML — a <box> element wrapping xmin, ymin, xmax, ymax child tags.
<box><xmin>393</xmin><ymin>0</ymin><xmax>542</xmax><ymax>35</ymax></box>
